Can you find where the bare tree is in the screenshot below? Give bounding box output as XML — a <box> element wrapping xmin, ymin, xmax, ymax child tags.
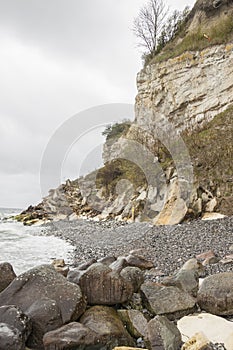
<box><xmin>133</xmin><ymin>0</ymin><xmax>168</xmax><ymax>55</ymax></box>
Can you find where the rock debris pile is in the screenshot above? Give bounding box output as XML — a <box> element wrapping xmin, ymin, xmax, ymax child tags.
<box><xmin>1</xmin><ymin>247</ymin><xmax>233</xmax><ymax>349</ymax></box>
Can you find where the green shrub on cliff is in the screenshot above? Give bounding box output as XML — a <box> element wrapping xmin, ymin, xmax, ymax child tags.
<box><xmin>102</xmin><ymin>120</ymin><xmax>131</xmax><ymax>141</ymax></box>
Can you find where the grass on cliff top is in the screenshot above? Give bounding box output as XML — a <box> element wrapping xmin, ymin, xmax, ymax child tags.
<box><xmin>149</xmin><ymin>15</ymin><xmax>233</xmax><ymax>65</ymax></box>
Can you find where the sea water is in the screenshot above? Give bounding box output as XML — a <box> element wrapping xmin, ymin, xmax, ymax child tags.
<box><xmin>0</xmin><ymin>208</ymin><xmax>74</xmax><ymax>275</ymax></box>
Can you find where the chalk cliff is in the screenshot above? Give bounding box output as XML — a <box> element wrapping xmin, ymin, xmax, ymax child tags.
<box><xmin>17</xmin><ymin>0</ymin><xmax>233</xmax><ymax>225</ymax></box>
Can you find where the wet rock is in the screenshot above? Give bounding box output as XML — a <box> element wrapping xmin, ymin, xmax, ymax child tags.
<box><xmin>141</xmin><ymin>282</ymin><xmax>196</xmax><ymax>320</ymax></box>
<box><xmin>79</xmin><ymin>263</ymin><xmax>134</xmax><ymax>305</ymax></box>
<box><xmin>0</xmin><ymin>265</ymin><xmax>87</xmax><ymax>348</ymax></box>
<box><xmin>0</xmin><ymin>305</ymin><xmax>32</xmax><ymax>345</ymax></box>
<box><xmin>145</xmin><ymin>315</ymin><xmax>182</xmax><ymax>350</ymax></box>
<box><xmin>80</xmin><ymin>305</ymin><xmax>135</xmax><ymax>348</ymax></box>
<box><xmin>197</xmin><ymin>272</ymin><xmax>233</xmax><ymax>315</ymax></box>
<box><xmin>117</xmin><ymin>309</ymin><xmax>147</xmax><ymax>339</ymax></box>
<box><xmin>0</xmin><ymin>323</ymin><xmax>24</xmax><ymax>350</ymax></box>
<box><xmin>120</xmin><ymin>267</ymin><xmax>144</xmax><ymax>293</ymax></box>
<box><xmin>0</xmin><ymin>262</ymin><xmax>16</xmax><ymax>293</ymax></box>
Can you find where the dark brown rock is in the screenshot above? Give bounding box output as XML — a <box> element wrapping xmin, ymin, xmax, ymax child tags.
<box><xmin>140</xmin><ymin>282</ymin><xmax>196</xmax><ymax>320</ymax></box>
<box><xmin>67</xmin><ymin>268</ymin><xmax>85</xmax><ymax>284</ymax></box>
<box><xmin>0</xmin><ymin>305</ymin><xmax>32</xmax><ymax>345</ymax></box>
<box><xmin>197</xmin><ymin>272</ymin><xmax>233</xmax><ymax>315</ymax></box>
<box><xmin>79</xmin><ymin>263</ymin><xmax>134</xmax><ymax>305</ymax></box>
<box><xmin>110</xmin><ymin>257</ymin><xmax>128</xmax><ymax>273</ymax></box>
<box><xmin>43</xmin><ymin>322</ymin><xmax>97</xmax><ymax>350</ymax></box>
<box><xmin>162</xmin><ymin>269</ymin><xmax>199</xmax><ymax>297</ymax></box>
<box><xmin>80</xmin><ymin>305</ymin><xmax>135</xmax><ymax>348</ymax></box>
<box><xmin>126</xmin><ymin>255</ymin><xmax>154</xmax><ymax>270</ymax></box>
<box><xmin>145</xmin><ymin>316</ymin><xmax>182</xmax><ymax>350</ymax></box>
<box><xmin>0</xmin><ymin>323</ymin><xmax>24</xmax><ymax>350</ymax></box>
<box><xmin>76</xmin><ymin>258</ymin><xmax>97</xmax><ymax>270</ymax></box>
<box><xmin>26</xmin><ymin>298</ymin><xmax>63</xmax><ymax>349</ymax></box>
<box><xmin>117</xmin><ymin>309</ymin><xmax>147</xmax><ymax>339</ymax></box>
<box><xmin>98</xmin><ymin>256</ymin><xmax>116</xmax><ymax>266</ymax></box>
<box><xmin>0</xmin><ymin>265</ymin><xmax>87</xmax><ymax>348</ymax></box>
<box><xmin>120</xmin><ymin>267</ymin><xmax>144</xmax><ymax>293</ymax></box>
<box><xmin>0</xmin><ymin>262</ymin><xmax>16</xmax><ymax>292</ymax></box>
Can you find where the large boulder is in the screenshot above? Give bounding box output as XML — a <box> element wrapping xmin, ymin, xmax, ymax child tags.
<box><xmin>177</xmin><ymin>313</ymin><xmax>233</xmax><ymax>345</ymax></box>
<box><xmin>141</xmin><ymin>282</ymin><xmax>196</xmax><ymax>320</ymax></box>
<box><xmin>43</xmin><ymin>322</ymin><xmax>100</xmax><ymax>350</ymax></box>
<box><xmin>0</xmin><ymin>323</ymin><xmax>24</xmax><ymax>350</ymax></box>
<box><xmin>0</xmin><ymin>305</ymin><xmax>32</xmax><ymax>345</ymax></box>
<box><xmin>43</xmin><ymin>310</ymin><xmax>135</xmax><ymax>350</ymax></box>
<box><xmin>26</xmin><ymin>298</ymin><xmax>63</xmax><ymax>348</ymax></box>
<box><xmin>0</xmin><ymin>265</ymin><xmax>86</xmax><ymax>348</ymax></box>
<box><xmin>197</xmin><ymin>272</ymin><xmax>233</xmax><ymax>315</ymax></box>
<box><xmin>0</xmin><ymin>262</ymin><xmax>16</xmax><ymax>292</ymax></box>
<box><xmin>80</xmin><ymin>306</ymin><xmax>135</xmax><ymax>348</ymax></box>
<box><xmin>145</xmin><ymin>316</ymin><xmax>182</xmax><ymax>350</ymax></box>
<box><xmin>78</xmin><ymin>263</ymin><xmax>134</xmax><ymax>305</ymax></box>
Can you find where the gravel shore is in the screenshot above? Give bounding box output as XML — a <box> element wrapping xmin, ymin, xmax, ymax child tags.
<box><xmin>41</xmin><ymin>216</ymin><xmax>233</xmax><ymax>277</ymax></box>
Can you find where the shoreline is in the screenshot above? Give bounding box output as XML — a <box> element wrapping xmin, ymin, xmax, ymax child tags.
<box><xmin>40</xmin><ymin>216</ymin><xmax>233</xmax><ymax>277</ymax></box>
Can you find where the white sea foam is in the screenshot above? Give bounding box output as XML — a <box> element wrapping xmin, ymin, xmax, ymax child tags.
<box><xmin>0</xmin><ymin>208</ymin><xmax>74</xmax><ymax>275</ymax></box>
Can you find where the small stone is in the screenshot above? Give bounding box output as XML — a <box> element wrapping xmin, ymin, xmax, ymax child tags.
<box><xmin>205</xmin><ymin>198</ymin><xmax>217</xmax><ymax>213</ymax></box>
<box><xmin>220</xmin><ymin>255</ymin><xmax>233</xmax><ymax>265</ymax></box>
<box><xmin>126</xmin><ymin>255</ymin><xmax>154</xmax><ymax>270</ymax></box>
<box><xmin>196</xmin><ymin>251</ymin><xmax>217</xmax><ymax>261</ymax></box>
<box><xmin>182</xmin><ymin>332</ymin><xmax>211</xmax><ymax>350</ymax></box>
<box><xmin>117</xmin><ymin>309</ymin><xmax>147</xmax><ymax>338</ymax></box>
<box><xmin>181</xmin><ymin>258</ymin><xmax>205</xmax><ymax>277</ymax></box>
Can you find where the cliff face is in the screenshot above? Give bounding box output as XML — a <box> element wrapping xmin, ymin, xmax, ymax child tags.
<box><xmin>135</xmin><ymin>43</ymin><xmax>233</xmax><ymax>132</ymax></box>
<box><xmin>17</xmin><ymin>0</ymin><xmax>233</xmax><ymax>226</ymax></box>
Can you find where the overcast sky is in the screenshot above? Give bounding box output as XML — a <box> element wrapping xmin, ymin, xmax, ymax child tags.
<box><xmin>0</xmin><ymin>0</ymin><xmax>195</xmax><ymax>209</ymax></box>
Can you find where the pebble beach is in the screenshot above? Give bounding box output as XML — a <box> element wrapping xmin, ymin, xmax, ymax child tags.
<box><xmin>42</xmin><ymin>216</ymin><xmax>233</xmax><ymax>277</ymax></box>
